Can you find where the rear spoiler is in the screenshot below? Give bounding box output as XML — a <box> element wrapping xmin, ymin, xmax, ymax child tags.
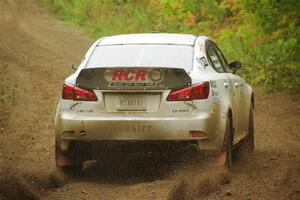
<box><xmin>76</xmin><ymin>67</ymin><xmax>191</xmax><ymax>90</ymax></box>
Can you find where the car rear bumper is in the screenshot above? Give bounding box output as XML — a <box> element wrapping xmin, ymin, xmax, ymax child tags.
<box><xmin>56</xmin><ymin>111</ymin><xmax>211</xmax><ymax>141</ymax></box>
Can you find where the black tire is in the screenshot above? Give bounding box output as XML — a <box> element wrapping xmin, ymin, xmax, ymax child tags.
<box><xmin>246</xmin><ymin>103</ymin><xmax>255</xmax><ymax>152</ymax></box>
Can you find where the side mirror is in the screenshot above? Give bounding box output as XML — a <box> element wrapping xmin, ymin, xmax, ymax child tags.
<box><xmin>229</xmin><ymin>61</ymin><xmax>242</xmax><ymax>73</ymax></box>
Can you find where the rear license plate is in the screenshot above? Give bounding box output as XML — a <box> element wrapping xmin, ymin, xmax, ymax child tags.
<box><xmin>118</xmin><ymin>95</ymin><xmax>146</xmax><ymax>111</ymax></box>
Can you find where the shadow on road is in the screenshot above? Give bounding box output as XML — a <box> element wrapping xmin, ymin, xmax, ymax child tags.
<box><xmin>73</xmin><ymin>151</ymin><xmax>202</xmax><ymax>185</ymax></box>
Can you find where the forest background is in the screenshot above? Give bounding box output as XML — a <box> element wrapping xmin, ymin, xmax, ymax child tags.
<box><xmin>39</xmin><ymin>0</ymin><xmax>300</xmax><ymax>91</ymax></box>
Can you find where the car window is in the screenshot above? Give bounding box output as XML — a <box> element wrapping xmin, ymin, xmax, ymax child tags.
<box><xmin>206</xmin><ymin>43</ymin><xmax>225</xmax><ymax>73</ymax></box>
<box><xmin>86</xmin><ymin>44</ymin><xmax>194</xmax><ymax>70</ymax></box>
<box><xmin>212</xmin><ymin>43</ymin><xmax>231</xmax><ymax>72</ymax></box>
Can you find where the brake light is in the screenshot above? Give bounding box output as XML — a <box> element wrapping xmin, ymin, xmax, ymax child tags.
<box><xmin>62</xmin><ymin>83</ymin><xmax>74</xmax><ymax>100</ymax></box>
<box><xmin>62</xmin><ymin>83</ymin><xmax>98</xmax><ymax>101</ymax></box>
<box><xmin>166</xmin><ymin>81</ymin><xmax>210</xmax><ymax>101</ymax></box>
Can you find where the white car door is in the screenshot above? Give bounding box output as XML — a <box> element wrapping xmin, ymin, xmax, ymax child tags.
<box><xmin>233</xmin><ymin>75</ymin><xmax>249</xmax><ymax>134</ymax></box>
<box><xmin>208</xmin><ymin>42</ymin><xmax>242</xmax><ymax>142</ymax></box>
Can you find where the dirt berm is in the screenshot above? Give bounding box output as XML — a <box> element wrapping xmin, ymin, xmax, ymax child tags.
<box><xmin>0</xmin><ymin>0</ymin><xmax>299</xmax><ymax>199</ymax></box>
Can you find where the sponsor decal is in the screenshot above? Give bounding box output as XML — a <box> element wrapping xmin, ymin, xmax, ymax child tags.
<box><xmin>172</xmin><ymin>109</ymin><xmax>190</xmax><ymax>113</ymax></box>
<box><xmin>109</xmin><ymin>124</ymin><xmax>152</xmax><ymax>133</ymax></box>
<box><xmin>112</xmin><ymin>69</ymin><xmax>147</xmax><ymax>81</ymax></box>
<box><xmin>108</xmin><ymin>68</ymin><xmax>163</xmax><ymax>88</ymax></box>
<box><xmin>149</xmin><ymin>69</ymin><xmax>163</xmax><ymax>82</ymax></box>
<box><xmin>109</xmin><ymin>82</ymin><xmax>155</xmax><ymax>87</ymax></box>
<box><xmin>196</xmin><ymin>57</ymin><xmax>209</xmax><ymax>68</ymax></box>
<box><xmin>210</xmin><ymin>80</ymin><xmax>217</xmax><ymax>88</ymax></box>
<box><xmin>212</xmin><ymin>90</ymin><xmax>219</xmax><ymax>96</ymax></box>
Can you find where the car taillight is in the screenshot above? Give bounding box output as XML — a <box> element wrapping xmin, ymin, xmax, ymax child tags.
<box><xmin>166</xmin><ymin>81</ymin><xmax>210</xmax><ymax>101</ymax></box>
<box><xmin>62</xmin><ymin>83</ymin><xmax>98</xmax><ymax>101</ymax></box>
<box><xmin>62</xmin><ymin>83</ymin><xmax>74</xmax><ymax>100</ymax></box>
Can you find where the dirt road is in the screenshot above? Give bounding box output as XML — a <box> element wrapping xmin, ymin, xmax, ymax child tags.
<box><xmin>0</xmin><ymin>0</ymin><xmax>299</xmax><ymax>199</ymax></box>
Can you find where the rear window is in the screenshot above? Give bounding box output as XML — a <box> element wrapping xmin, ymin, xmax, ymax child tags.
<box><xmin>86</xmin><ymin>44</ymin><xmax>194</xmax><ymax>70</ymax></box>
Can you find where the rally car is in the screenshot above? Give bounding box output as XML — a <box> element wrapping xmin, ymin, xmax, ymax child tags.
<box><xmin>55</xmin><ymin>33</ymin><xmax>254</xmax><ymax>172</ymax></box>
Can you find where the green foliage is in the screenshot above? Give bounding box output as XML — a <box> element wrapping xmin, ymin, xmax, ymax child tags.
<box><xmin>241</xmin><ymin>0</ymin><xmax>300</xmax><ymax>91</ymax></box>
<box><xmin>39</xmin><ymin>0</ymin><xmax>158</xmax><ymax>37</ymax></box>
<box><xmin>38</xmin><ymin>0</ymin><xmax>300</xmax><ymax>92</ymax></box>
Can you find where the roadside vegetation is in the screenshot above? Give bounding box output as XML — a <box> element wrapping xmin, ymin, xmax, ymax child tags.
<box><xmin>39</xmin><ymin>0</ymin><xmax>300</xmax><ymax>92</ymax></box>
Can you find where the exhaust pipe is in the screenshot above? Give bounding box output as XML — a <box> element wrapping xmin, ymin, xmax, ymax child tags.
<box><xmin>187</xmin><ymin>144</ymin><xmax>200</xmax><ymax>155</ymax></box>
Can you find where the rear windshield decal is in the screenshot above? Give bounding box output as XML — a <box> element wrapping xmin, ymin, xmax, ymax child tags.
<box><xmin>76</xmin><ymin>67</ymin><xmax>191</xmax><ymax>90</ymax></box>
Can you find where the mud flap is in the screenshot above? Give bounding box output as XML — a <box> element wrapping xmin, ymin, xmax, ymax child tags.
<box><xmin>216</xmin><ymin>146</ymin><xmax>228</xmax><ymax>166</ymax></box>
<box><xmin>215</xmin><ymin>119</ymin><xmax>233</xmax><ymax>169</ymax></box>
<box><xmin>55</xmin><ymin>148</ymin><xmax>73</xmax><ymax>166</ymax></box>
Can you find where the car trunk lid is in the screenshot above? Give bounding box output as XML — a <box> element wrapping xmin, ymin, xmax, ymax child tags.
<box><xmin>76</xmin><ymin>67</ymin><xmax>191</xmax><ymax>112</ymax></box>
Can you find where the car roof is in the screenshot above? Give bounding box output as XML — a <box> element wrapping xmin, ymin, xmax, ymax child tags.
<box><xmin>98</xmin><ymin>33</ymin><xmax>200</xmax><ymax>46</ymax></box>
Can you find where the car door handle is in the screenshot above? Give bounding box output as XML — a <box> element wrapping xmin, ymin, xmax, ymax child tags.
<box><xmin>224</xmin><ymin>82</ymin><xmax>229</xmax><ymax>88</ymax></box>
